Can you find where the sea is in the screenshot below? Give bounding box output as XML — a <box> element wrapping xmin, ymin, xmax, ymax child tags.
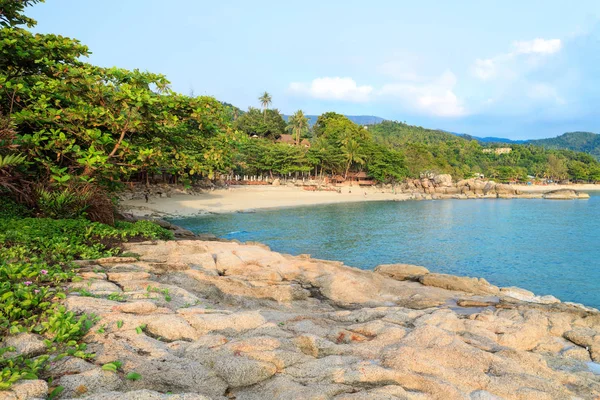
<box><xmin>171</xmin><ymin>192</ymin><xmax>600</xmax><ymax>309</ymax></box>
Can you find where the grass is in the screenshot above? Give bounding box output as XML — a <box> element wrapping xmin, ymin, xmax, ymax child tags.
<box><xmin>0</xmin><ymin>197</ymin><xmax>173</xmax><ymax>390</ymax></box>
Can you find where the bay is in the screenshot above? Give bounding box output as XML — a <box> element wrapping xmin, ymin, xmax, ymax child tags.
<box><xmin>171</xmin><ymin>193</ymin><xmax>600</xmax><ymax>309</ymax></box>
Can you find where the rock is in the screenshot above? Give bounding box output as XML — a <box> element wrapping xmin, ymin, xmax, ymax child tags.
<box><xmin>55</xmin><ymin>368</ymin><xmax>123</xmax><ymax>398</ymax></box>
<box><xmin>272</xmin><ymin>178</ymin><xmax>281</xmax><ymax>186</ymax></box>
<box><xmin>7</xmin><ymin>379</ymin><xmax>48</xmax><ymax>400</ymax></box>
<box><xmin>419</xmin><ymin>273</ymin><xmax>500</xmax><ymax>295</ymax></box>
<box><xmin>96</xmin><ymin>257</ymin><xmax>139</xmax><ymax>264</ymax></box>
<box><xmin>543</xmin><ymin>189</ymin><xmax>590</xmax><ymax>200</ymax></box>
<box><xmin>65</xmin><ymin>296</ymin><xmax>121</xmax><ymax>314</ymax></box>
<box><xmin>173</xmin><ymin>228</ymin><xmax>196</xmax><ymax>238</ymax></box>
<box><xmin>50</xmin><ymin>357</ymin><xmax>96</xmax><ymax>376</ymax></box>
<box><xmin>146</xmin><ymin>315</ymin><xmax>199</xmax><ymax>341</ymax></box>
<box><xmin>69</xmin><ymin>280</ymin><xmax>122</xmax><ymax>295</ymax></box>
<box><xmin>116</xmin><ymin>301</ymin><xmax>158</xmax><ymax>314</ymax></box>
<box><xmin>494</xmin><ymin>184</ymin><xmax>520</xmax><ymax>195</ymax></box>
<box><xmin>182</xmin><ymin>311</ymin><xmax>266</xmax><ymax>334</ymax></box>
<box><xmin>2</xmin><ymin>333</ymin><xmax>46</xmax><ymax>358</ymax></box>
<box><xmin>122</xmin><ymin>357</ymin><xmax>227</xmax><ymax>397</ymax></box>
<box><xmin>457</xmin><ymin>299</ymin><xmax>496</xmax><ymax>307</ymax></box>
<box><xmin>374</xmin><ymin>263</ymin><xmax>429</xmax><ymax>281</ymax></box>
<box><xmin>211</xmin><ymin>355</ymin><xmax>277</xmax><ymax>387</ymax></box>
<box><xmin>63</xmin><ymin>390</ymin><xmax>211</xmax><ymax>400</ymax></box>
<box><xmin>107</xmin><ymin>272</ymin><xmax>151</xmax><ymax>282</ymax></box>
<box><xmin>432</xmin><ymin>174</ymin><xmax>453</xmax><ymax>187</ymax></box>
<box><xmin>470</xmin><ymin>390</ymin><xmax>504</xmax><ymax>400</ymax></box>
<box><xmin>54</xmin><ymin>239</ymin><xmax>600</xmax><ymax>399</ymax></box>
<box><xmin>500</xmin><ymin>286</ymin><xmax>535</xmax><ymax>300</ymax></box>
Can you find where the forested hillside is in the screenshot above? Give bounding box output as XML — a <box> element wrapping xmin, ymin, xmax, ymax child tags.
<box><xmin>367</xmin><ymin>121</ymin><xmax>600</xmax><ymax>181</ymax></box>
<box><xmin>529</xmin><ymin>132</ymin><xmax>600</xmax><ymax>160</ymax></box>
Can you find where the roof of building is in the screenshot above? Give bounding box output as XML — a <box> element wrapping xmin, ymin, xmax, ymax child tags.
<box><xmin>276</xmin><ymin>134</ymin><xmax>295</xmax><ymax>144</ymax></box>
<box><xmin>347</xmin><ymin>171</ymin><xmax>370</xmax><ymax>178</ymax></box>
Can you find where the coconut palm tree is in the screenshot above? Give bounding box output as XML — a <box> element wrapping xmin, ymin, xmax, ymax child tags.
<box><xmin>287</xmin><ymin>110</ymin><xmax>310</xmax><ymax>145</ymax></box>
<box><xmin>258</xmin><ymin>92</ymin><xmax>272</xmax><ymax>122</ymax></box>
<box><xmin>342</xmin><ymin>138</ymin><xmax>366</xmax><ymax>179</ymax></box>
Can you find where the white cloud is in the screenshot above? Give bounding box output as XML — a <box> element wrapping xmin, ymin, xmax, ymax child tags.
<box><xmin>513</xmin><ymin>38</ymin><xmax>562</xmax><ymax>55</ymax></box>
<box><xmin>289</xmin><ymin>77</ymin><xmax>373</xmax><ymax>102</ymax></box>
<box><xmin>527</xmin><ymin>83</ymin><xmax>566</xmax><ymax>105</ymax></box>
<box><xmin>378</xmin><ymin>71</ymin><xmax>467</xmax><ymax>117</ymax></box>
<box><xmin>471</xmin><ymin>38</ymin><xmax>562</xmax><ymax>82</ymax></box>
<box><xmin>472</xmin><ymin>58</ymin><xmax>497</xmax><ymax>80</ymax></box>
<box><xmin>290</xmin><ymin>69</ymin><xmax>466</xmax><ymax>117</ymax></box>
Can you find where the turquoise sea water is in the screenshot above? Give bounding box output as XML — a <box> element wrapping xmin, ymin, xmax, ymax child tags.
<box><xmin>171</xmin><ymin>193</ymin><xmax>600</xmax><ymax>309</ymax></box>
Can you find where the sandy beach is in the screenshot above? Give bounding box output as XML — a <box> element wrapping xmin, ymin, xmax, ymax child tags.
<box><xmin>121</xmin><ymin>183</ymin><xmax>600</xmax><ymax>217</ymax></box>
<box><xmin>121</xmin><ymin>185</ymin><xmax>411</xmax><ymax>217</ymax></box>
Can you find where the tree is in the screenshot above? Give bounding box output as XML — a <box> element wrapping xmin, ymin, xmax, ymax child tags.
<box><xmin>286</xmin><ymin>110</ymin><xmax>309</xmax><ymax>145</ymax></box>
<box><xmin>313</xmin><ymin>112</ymin><xmax>346</xmax><ymax>137</ymax></box>
<box><xmin>234</xmin><ymin>108</ymin><xmax>286</xmax><ymax>139</ymax></box>
<box><xmin>258</xmin><ymin>91</ymin><xmax>272</xmax><ymax>122</ymax></box>
<box><xmin>0</xmin><ymin>0</ymin><xmax>44</xmax><ymax>27</ymax></box>
<box><xmin>341</xmin><ymin>138</ymin><xmax>365</xmax><ymax>179</ymax></box>
<box><xmin>547</xmin><ymin>154</ymin><xmax>568</xmax><ymax>181</ymax></box>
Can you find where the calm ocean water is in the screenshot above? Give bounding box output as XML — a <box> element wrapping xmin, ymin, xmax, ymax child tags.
<box><xmin>171</xmin><ymin>193</ymin><xmax>600</xmax><ymax>309</ymax></box>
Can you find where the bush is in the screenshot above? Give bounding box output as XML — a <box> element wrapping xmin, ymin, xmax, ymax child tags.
<box><xmin>0</xmin><ymin>196</ymin><xmax>32</xmax><ymax>219</ymax></box>
<box><xmin>0</xmin><ymin>216</ymin><xmax>173</xmax><ymax>389</ymax></box>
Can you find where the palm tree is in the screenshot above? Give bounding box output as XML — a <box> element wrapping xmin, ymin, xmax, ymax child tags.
<box><xmin>342</xmin><ymin>138</ymin><xmax>366</xmax><ymax>179</ymax></box>
<box><xmin>258</xmin><ymin>92</ymin><xmax>272</xmax><ymax>122</ymax></box>
<box><xmin>287</xmin><ymin>110</ymin><xmax>309</xmax><ymax>145</ymax></box>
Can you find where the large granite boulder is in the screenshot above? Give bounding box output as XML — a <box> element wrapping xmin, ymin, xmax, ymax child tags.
<box><xmin>374</xmin><ymin>264</ymin><xmax>429</xmax><ymax>281</ymax></box>
<box><xmin>543</xmin><ymin>189</ymin><xmax>590</xmax><ymax>200</ymax></box>
<box><xmin>419</xmin><ymin>273</ymin><xmax>500</xmax><ymax>295</ymax></box>
<box><xmin>433</xmin><ymin>174</ymin><xmax>453</xmax><ymax>187</ymax></box>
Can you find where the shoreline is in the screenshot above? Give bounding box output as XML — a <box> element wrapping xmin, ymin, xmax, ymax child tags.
<box><xmin>35</xmin><ymin>238</ymin><xmax>600</xmax><ymax>399</ymax></box>
<box><xmin>120</xmin><ymin>183</ymin><xmax>599</xmax><ymax>218</ymax></box>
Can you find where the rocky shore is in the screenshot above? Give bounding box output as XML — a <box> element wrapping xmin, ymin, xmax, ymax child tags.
<box><xmin>5</xmin><ymin>239</ymin><xmax>600</xmax><ymax>399</ymax></box>
<box><xmin>398</xmin><ymin>175</ymin><xmax>590</xmax><ymax>201</ymax></box>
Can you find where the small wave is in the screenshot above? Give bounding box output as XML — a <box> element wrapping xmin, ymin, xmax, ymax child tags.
<box><xmin>226</xmin><ymin>230</ymin><xmax>247</xmax><ymax>235</ymax></box>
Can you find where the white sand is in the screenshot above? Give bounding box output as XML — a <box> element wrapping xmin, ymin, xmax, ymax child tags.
<box><xmin>121</xmin><ymin>185</ymin><xmax>411</xmax><ymax>217</ymax></box>
<box><xmin>121</xmin><ymin>183</ymin><xmax>600</xmax><ymax>217</ymax></box>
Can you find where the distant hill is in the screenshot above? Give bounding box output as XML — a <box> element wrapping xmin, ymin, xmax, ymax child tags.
<box><xmin>528</xmin><ymin>131</ymin><xmax>600</xmax><ymax>160</ymax></box>
<box><xmin>284</xmin><ymin>114</ymin><xmax>384</xmax><ymax>127</ymax></box>
<box><xmin>369</xmin><ymin>120</ymin><xmax>466</xmax><ymax>147</ymax></box>
<box><xmin>447</xmin><ymin>131</ymin><xmax>527</xmax><ymax>144</ymax></box>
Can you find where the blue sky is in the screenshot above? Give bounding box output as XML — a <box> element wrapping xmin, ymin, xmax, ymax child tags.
<box><xmin>30</xmin><ymin>0</ymin><xmax>600</xmax><ymax>139</ymax></box>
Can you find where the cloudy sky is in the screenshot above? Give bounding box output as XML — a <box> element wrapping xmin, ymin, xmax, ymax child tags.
<box><xmin>31</xmin><ymin>0</ymin><xmax>600</xmax><ymax>139</ymax></box>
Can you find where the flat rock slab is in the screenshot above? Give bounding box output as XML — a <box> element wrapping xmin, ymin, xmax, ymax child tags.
<box><xmin>19</xmin><ymin>239</ymin><xmax>598</xmax><ymax>399</ymax></box>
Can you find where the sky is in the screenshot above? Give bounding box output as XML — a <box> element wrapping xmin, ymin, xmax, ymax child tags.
<box><xmin>30</xmin><ymin>0</ymin><xmax>600</xmax><ymax>139</ymax></box>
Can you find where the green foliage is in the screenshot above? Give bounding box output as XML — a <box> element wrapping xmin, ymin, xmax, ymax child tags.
<box><xmin>529</xmin><ymin>132</ymin><xmax>600</xmax><ymax>160</ymax></box>
<box><xmin>367</xmin><ymin>121</ymin><xmax>600</xmax><ymax>181</ymax></box>
<box><xmin>0</xmin><ymin>215</ymin><xmax>172</xmax><ymax>389</ymax></box>
<box><xmin>0</xmin><ymin>196</ymin><xmax>31</xmax><ymax>219</ymax></box>
<box><xmin>126</xmin><ymin>372</ymin><xmax>142</xmax><ymax>381</ymax></box>
<box><xmin>101</xmin><ymin>360</ymin><xmax>123</xmax><ymax>372</ymax></box>
<box><xmin>48</xmin><ymin>386</ymin><xmax>64</xmax><ymax>399</ymax></box>
<box><xmin>1</xmin><ymin>19</ymin><xmax>241</xmax><ymax>191</ymax></box>
<box><xmin>234</xmin><ymin>108</ymin><xmax>287</xmax><ymax>139</ymax></box>
<box><xmin>286</xmin><ymin>110</ymin><xmax>310</xmax><ymax>145</ymax></box>
<box><xmin>0</xmin><ymin>0</ymin><xmax>44</xmax><ymax>28</ymax></box>
<box><xmin>35</xmin><ymin>186</ymin><xmax>90</xmax><ymax>220</ymax></box>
